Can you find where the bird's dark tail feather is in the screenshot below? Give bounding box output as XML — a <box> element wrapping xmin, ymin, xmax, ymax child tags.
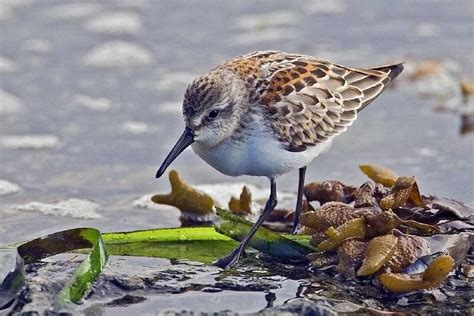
<box><xmin>357</xmin><ymin>62</ymin><xmax>404</xmax><ymax>112</ymax></box>
<box><xmin>372</xmin><ymin>62</ymin><xmax>404</xmax><ymax>83</ymax></box>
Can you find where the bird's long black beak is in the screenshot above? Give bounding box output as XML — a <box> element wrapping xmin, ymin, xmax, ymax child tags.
<box><xmin>156</xmin><ymin>127</ymin><xmax>194</xmax><ymax>178</ymax></box>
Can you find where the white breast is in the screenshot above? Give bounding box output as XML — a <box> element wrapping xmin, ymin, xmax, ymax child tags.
<box><xmin>191</xmin><ymin>117</ymin><xmax>332</xmax><ymax>178</ymax></box>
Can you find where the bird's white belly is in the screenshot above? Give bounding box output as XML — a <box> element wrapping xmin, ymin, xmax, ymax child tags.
<box><xmin>192</xmin><ymin>129</ymin><xmax>332</xmax><ymax>178</ymax></box>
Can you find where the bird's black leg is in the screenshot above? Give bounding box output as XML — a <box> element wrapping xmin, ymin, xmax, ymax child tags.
<box><xmin>214</xmin><ymin>178</ymin><xmax>278</xmax><ymax>268</ymax></box>
<box><xmin>291</xmin><ymin>166</ymin><xmax>306</xmax><ymax>234</ymax></box>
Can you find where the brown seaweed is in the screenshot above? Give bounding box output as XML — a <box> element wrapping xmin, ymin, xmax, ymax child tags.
<box><xmin>303</xmin><ymin>181</ymin><xmax>356</xmax><ymax>205</ymax></box>
<box><xmin>151</xmin><ymin>170</ymin><xmax>214</xmax><ymax>215</ymax></box>
<box><xmin>379</xmin><ymin>255</ymin><xmax>454</xmax><ymax>293</ymax></box>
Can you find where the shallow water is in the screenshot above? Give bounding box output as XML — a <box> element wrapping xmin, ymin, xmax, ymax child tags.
<box><xmin>1</xmin><ymin>0</ymin><xmax>473</xmax><ymax>314</ymax></box>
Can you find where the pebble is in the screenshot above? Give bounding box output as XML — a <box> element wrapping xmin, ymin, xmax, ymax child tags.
<box><xmin>13</xmin><ymin>198</ymin><xmax>102</xmax><ymax>219</ymax></box>
<box><xmin>1</xmin><ymin>135</ymin><xmax>60</xmax><ymax>149</ymax></box>
<box><xmin>0</xmin><ymin>179</ymin><xmax>20</xmax><ymax>196</ymax></box>
<box><xmin>83</xmin><ymin>41</ymin><xmax>153</xmax><ymax>68</ymax></box>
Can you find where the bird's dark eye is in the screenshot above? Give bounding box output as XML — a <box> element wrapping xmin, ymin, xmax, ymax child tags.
<box><xmin>208</xmin><ymin>110</ymin><xmax>219</xmax><ymax>119</ymax></box>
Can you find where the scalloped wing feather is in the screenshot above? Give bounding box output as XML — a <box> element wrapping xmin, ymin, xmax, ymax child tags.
<box><xmin>251</xmin><ymin>54</ymin><xmax>403</xmax><ymax>151</ymax></box>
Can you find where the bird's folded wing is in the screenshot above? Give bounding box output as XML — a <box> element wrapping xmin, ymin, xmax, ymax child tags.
<box><xmin>256</xmin><ymin>55</ymin><xmax>403</xmax><ymax>151</ymax></box>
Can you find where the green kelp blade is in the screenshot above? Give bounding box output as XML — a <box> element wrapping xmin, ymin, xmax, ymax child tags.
<box><xmin>17</xmin><ymin>228</ymin><xmax>99</xmax><ymax>264</ymax></box>
<box><xmin>55</xmin><ymin>229</ymin><xmax>108</xmax><ymax>309</ymax></box>
<box><xmin>282</xmin><ymin>233</ymin><xmax>314</xmax><ymax>250</ymax></box>
<box><xmin>215</xmin><ymin>208</ymin><xmax>312</xmax><ymax>263</ymax></box>
<box><xmin>104</xmin><ymin>227</ymin><xmax>237</xmax><ymax>263</ymax></box>
<box><xmin>103</xmin><ymin>226</ymin><xmax>232</xmax><ymax>244</ymax></box>
<box><xmin>0</xmin><ymin>228</ymin><xmax>107</xmax><ymax>311</ymax></box>
<box><xmin>106</xmin><ymin>240</ymin><xmax>238</xmax><ymax>264</ymax></box>
<box><xmin>103</xmin><ymin>225</ymin><xmax>312</xmax><ymax>263</ymax></box>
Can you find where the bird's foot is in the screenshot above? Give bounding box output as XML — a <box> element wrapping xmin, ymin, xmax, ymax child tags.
<box><xmin>213</xmin><ymin>247</ymin><xmax>242</xmax><ymax>268</ymax></box>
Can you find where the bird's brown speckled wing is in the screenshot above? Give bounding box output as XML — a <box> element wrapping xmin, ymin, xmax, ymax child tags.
<box><xmin>250</xmin><ymin>53</ymin><xmax>403</xmax><ymax>151</ymax></box>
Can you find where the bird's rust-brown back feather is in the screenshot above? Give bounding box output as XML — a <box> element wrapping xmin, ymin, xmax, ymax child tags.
<box><xmin>221</xmin><ymin>51</ymin><xmax>403</xmax><ymax>151</ymax></box>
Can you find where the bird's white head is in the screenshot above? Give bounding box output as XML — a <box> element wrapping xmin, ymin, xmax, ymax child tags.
<box><xmin>156</xmin><ymin>69</ymin><xmax>248</xmax><ymax>178</ymax></box>
<box><xmin>182</xmin><ymin>69</ymin><xmax>249</xmax><ymax>148</ymax></box>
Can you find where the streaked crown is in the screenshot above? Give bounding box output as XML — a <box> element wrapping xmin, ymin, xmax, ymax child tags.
<box><xmin>181</xmin><ymin>69</ymin><xmax>249</xmax><ymax>147</ymax></box>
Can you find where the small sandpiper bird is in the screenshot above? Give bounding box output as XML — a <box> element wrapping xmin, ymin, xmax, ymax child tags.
<box><xmin>156</xmin><ymin>51</ymin><xmax>403</xmax><ymax>268</ymax></box>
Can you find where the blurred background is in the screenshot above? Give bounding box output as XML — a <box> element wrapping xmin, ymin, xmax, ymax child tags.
<box><xmin>1</xmin><ymin>0</ymin><xmax>473</xmax><ymax>243</ymax></box>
